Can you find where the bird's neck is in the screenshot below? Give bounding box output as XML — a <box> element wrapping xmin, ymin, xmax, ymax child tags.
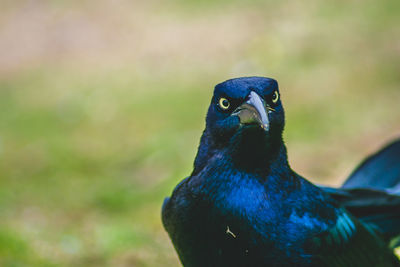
<box><xmin>192</xmin><ymin>128</ymin><xmax>292</xmax><ymax>177</ymax></box>
<box><xmin>229</xmin><ymin>127</ymin><xmax>288</xmax><ymax>173</ymax></box>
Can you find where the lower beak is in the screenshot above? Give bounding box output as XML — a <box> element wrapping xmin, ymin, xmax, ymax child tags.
<box><xmin>233</xmin><ymin>91</ymin><xmax>270</xmax><ymax>131</ymax></box>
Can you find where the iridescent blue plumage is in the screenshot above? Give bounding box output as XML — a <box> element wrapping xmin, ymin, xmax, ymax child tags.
<box><xmin>162</xmin><ymin>77</ymin><xmax>400</xmax><ymax>266</ymax></box>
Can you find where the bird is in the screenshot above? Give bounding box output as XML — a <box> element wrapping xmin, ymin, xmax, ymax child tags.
<box><xmin>162</xmin><ymin>77</ymin><xmax>400</xmax><ymax>267</ymax></box>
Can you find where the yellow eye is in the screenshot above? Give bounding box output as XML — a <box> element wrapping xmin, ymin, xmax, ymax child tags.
<box><xmin>272</xmin><ymin>91</ymin><xmax>279</xmax><ymax>104</ymax></box>
<box><xmin>219</xmin><ymin>97</ymin><xmax>230</xmax><ymax>110</ymax></box>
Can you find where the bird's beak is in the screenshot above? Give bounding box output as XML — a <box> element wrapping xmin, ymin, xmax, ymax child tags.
<box><xmin>232</xmin><ymin>91</ymin><xmax>270</xmax><ymax>131</ymax></box>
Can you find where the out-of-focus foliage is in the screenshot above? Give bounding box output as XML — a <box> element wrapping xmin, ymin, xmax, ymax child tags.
<box><xmin>0</xmin><ymin>0</ymin><xmax>399</xmax><ymax>266</ymax></box>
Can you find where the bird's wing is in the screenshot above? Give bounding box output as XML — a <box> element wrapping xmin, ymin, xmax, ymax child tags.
<box><xmin>161</xmin><ymin>176</ymin><xmax>191</xmax><ymax>228</ymax></box>
<box><xmin>308</xmin><ymin>210</ymin><xmax>400</xmax><ymax>267</ymax></box>
<box><xmin>322</xmin><ymin>186</ymin><xmax>400</xmax><ymax>243</ymax></box>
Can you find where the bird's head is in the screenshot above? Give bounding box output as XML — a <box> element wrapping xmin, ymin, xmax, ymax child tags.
<box><xmin>206</xmin><ymin>77</ymin><xmax>284</xmax><ymax>144</ymax></box>
<box><xmin>194</xmin><ymin>77</ymin><xmax>286</xmax><ymax>173</ymax></box>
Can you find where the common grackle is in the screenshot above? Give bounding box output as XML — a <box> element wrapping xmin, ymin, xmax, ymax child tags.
<box><xmin>162</xmin><ymin>77</ymin><xmax>400</xmax><ymax>267</ymax></box>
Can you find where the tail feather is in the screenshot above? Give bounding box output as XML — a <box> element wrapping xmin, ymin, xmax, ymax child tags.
<box><xmin>342</xmin><ymin>139</ymin><xmax>400</xmax><ymax>190</ymax></box>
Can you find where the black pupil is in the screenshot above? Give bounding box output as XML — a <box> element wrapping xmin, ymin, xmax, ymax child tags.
<box><xmin>222</xmin><ymin>99</ymin><xmax>229</xmax><ymax>107</ymax></box>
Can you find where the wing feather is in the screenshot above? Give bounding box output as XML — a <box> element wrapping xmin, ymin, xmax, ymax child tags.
<box><xmin>308</xmin><ymin>210</ymin><xmax>400</xmax><ymax>266</ymax></box>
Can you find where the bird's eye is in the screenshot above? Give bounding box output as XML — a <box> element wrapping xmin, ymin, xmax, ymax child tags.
<box><xmin>272</xmin><ymin>91</ymin><xmax>279</xmax><ymax>104</ymax></box>
<box><xmin>219</xmin><ymin>97</ymin><xmax>230</xmax><ymax>110</ymax></box>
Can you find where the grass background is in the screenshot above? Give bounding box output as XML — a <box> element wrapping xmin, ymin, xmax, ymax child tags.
<box><xmin>0</xmin><ymin>0</ymin><xmax>399</xmax><ymax>266</ymax></box>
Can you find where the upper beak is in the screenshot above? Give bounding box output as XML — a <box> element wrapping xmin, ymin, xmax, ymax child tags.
<box><xmin>233</xmin><ymin>91</ymin><xmax>270</xmax><ymax>131</ymax></box>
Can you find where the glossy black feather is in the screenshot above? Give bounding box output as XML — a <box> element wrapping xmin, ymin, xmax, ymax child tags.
<box><xmin>162</xmin><ymin>77</ymin><xmax>400</xmax><ymax>266</ymax></box>
<box><xmin>323</xmin><ymin>187</ymin><xmax>400</xmax><ymax>244</ymax></box>
<box><xmin>325</xmin><ymin>139</ymin><xmax>400</xmax><ymax>245</ymax></box>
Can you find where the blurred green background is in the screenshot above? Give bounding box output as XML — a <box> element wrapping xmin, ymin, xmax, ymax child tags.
<box><xmin>0</xmin><ymin>0</ymin><xmax>399</xmax><ymax>266</ymax></box>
